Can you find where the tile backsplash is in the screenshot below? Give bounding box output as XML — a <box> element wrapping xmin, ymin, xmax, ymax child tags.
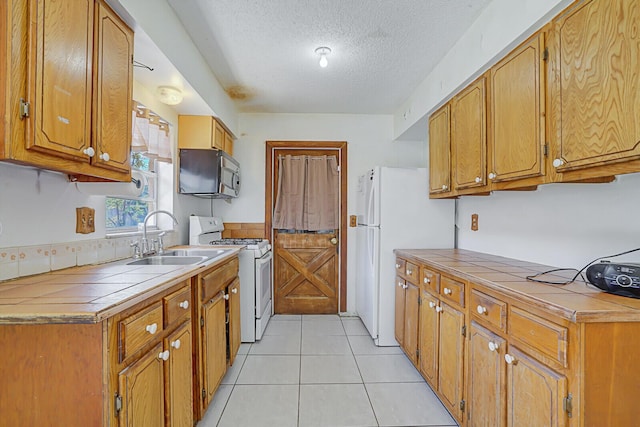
<box><xmin>0</xmin><ymin>232</ymin><xmax>179</xmax><ymax>282</ymax></box>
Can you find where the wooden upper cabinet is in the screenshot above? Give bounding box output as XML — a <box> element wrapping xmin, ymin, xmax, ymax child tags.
<box><xmin>429</xmin><ymin>103</ymin><xmax>453</xmax><ymax>197</ymax></box>
<box><xmin>490</xmin><ymin>32</ymin><xmax>546</xmax><ymax>186</ymax></box>
<box><xmin>452</xmin><ymin>76</ymin><xmax>487</xmax><ymax>193</ymax></box>
<box><xmin>548</xmin><ymin>0</ymin><xmax>640</xmax><ymax>179</ymax></box>
<box><xmin>179</xmin><ymin>115</ymin><xmax>235</xmax><ymax>155</ymax></box>
<box><xmin>92</xmin><ymin>0</ymin><xmax>133</xmax><ymax>174</ymax></box>
<box><xmin>28</xmin><ymin>0</ymin><xmax>94</xmax><ymax>161</ymax></box>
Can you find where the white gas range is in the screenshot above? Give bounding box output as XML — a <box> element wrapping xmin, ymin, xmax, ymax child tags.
<box><xmin>189</xmin><ymin>216</ymin><xmax>272</xmax><ymax>342</ymax></box>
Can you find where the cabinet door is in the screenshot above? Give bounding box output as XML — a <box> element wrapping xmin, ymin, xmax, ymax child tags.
<box><xmin>468</xmin><ymin>322</ymin><xmax>506</xmax><ymax>427</ymax></box>
<box><xmin>224</xmin><ymin>131</ymin><xmax>234</xmax><ymax>156</ymax></box>
<box><xmin>228</xmin><ymin>278</ymin><xmax>241</xmax><ymax>366</ymax></box>
<box><xmin>549</xmin><ymin>0</ymin><xmax>640</xmax><ymax>174</ymax></box>
<box><xmin>214</xmin><ymin>120</ymin><xmax>225</xmax><ymax>150</ymax></box>
<box><xmin>118</xmin><ymin>343</ymin><xmax>165</xmax><ymax>427</ymax></box>
<box><xmin>403</xmin><ymin>282</ymin><xmax>420</xmax><ymax>366</ymax></box>
<box><xmin>490</xmin><ymin>32</ymin><xmax>545</xmax><ymax>183</ymax></box>
<box><xmin>394</xmin><ymin>277</ymin><xmax>406</xmax><ymax>346</ymax></box>
<box><xmin>166</xmin><ymin>323</ymin><xmax>194</xmax><ymax>427</ymax></box>
<box><xmin>93</xmin><ymin>0</ymin><xmax>133</xmax><ymax>174</ymax></box>
<box><xmin>452</xmin><ymin>77</ymin><xmax>487</xmax><ymax>191</ymax></box>
<box><xmin>419</xmin><ymin>291</ymin><xmax>439</xmax><ymax>386</ymax></box>
<box><xmin>28</xmin><ymin>0</ymin><xmax>94</xmax><ymax>161</ymax></box>
<box><xmin>438</xmin><ymin>302</ymin><xmax>465</xmax><ymax>421</ymax></box>
<box><xmin>202</xmin><ymin>292</ymin><xmax>227</xmax><ymax>408</ymax></box>
<box><xmin>506</xmin><ymin>346</ymin><xmax>567</xmax><ymax>427</ymax></box>
<box><xmin>429</xmin><ymin>104</ymin><xmax>452</xmax><ymax>195</ymax></box>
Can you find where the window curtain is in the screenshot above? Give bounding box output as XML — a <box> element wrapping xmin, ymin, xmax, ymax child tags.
<box><xmin>273</xmin><ymin>154</ymin><xmax>339</xmax><ymax>231</ymax></box>
<box><xmin>131</xmin><ymin>101</ymin><xmax>173</xmax><ymax>163</ymax></box>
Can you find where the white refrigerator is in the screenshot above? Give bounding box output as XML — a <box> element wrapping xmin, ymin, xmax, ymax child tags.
<box><xmin>356</xmin><ymin>167</ymin><xmax>454</xmax><ymax>346</ymax></box>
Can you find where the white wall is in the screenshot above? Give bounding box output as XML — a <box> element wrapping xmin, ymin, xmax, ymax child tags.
<box><xmin>213</xmin><ymin>113</ymin><xmax>425</xmax><ymax>313</ymax></box>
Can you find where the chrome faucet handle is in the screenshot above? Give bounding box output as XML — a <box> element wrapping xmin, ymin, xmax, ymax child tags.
<box><xmin>130</xmin><ymin>241</ymin><xmax>142</xmax><ymax>259</ymax></box>
<box><xmin>157</xmin><ymin>232</ymin><xmax>166</xmax><ymax>254</ymax></box>
<box><xmin>140</xmin><ymin>238</ymin><xmax>150</xmax><ymax>255</ymax></box>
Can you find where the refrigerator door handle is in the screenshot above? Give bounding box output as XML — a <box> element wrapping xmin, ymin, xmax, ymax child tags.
<box><xmin>366</xmin><ymin>179</ymin><xmax>376</xmax><ymax>225</ymax></box>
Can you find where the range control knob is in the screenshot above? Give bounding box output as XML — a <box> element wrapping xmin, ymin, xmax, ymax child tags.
<box><xmin>616</xmin><ymin>275</ymin><xmax>633</xmax><ymax>287</ymax></box>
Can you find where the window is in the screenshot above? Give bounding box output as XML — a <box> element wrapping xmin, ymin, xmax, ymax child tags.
<box><xmin>106</xmin><ymin>102</ymin><xmax>172</xmax><ymax>232</ymax></box>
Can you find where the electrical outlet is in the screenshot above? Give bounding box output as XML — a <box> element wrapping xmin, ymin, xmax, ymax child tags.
<box><xmin>350</xmin><ymin>215</ymin><xmax>357</xmax><ymax>227</ymax></box>
<box><xmin>76</xmin><ymin>207</ymin><xmax>95</xmax><ymax>234</ymax></box>
<box><xmin>471</xmin><ymin>214</ymin><xmax>479</xmax><ymax>231</ymax></box>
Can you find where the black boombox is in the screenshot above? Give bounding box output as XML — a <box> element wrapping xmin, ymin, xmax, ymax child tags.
<box><xmin>586</xmin><ymin>262</ymin><xmax>640</xmax><ymax>298</ymax></box>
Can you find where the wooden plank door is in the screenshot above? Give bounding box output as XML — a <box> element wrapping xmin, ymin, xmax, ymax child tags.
<box><xmin>274</xmin><ymin>232</ymin><xmax>339</xmax><ymax>313</ymax></box>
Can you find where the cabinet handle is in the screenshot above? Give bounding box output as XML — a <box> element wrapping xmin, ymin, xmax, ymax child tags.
<box><xmin>553</xmin><ymin>158</ymin><xmax>564</xmax><ymax>168</ymax></box>
<box><xmin>406</xmin><ymin>269</ymin><xmax>412</xmax><ymax>275</ymax></box>
<box><xmin>429</xmin><ymin>301</ymin><xmax>436</xmax><ymax>309</ymax></box>
<box><xmin>402</xmin><ymin>284</ymin><xmax>408</xmax><ymax>289</ymax></box>
<box><xmin>442</xmin><ymin>184</ymin><xmax>448</xmax><ymax>190</ymax></box>
<box><xmin>423</xmin><ymin>277</ymin><xmax>431</xmax><ymax>284</ymax></box>
<box><xmin>475</xmin><ymin>176</ymin><xmax>482</xmax><ymax>183</ymax></box>
<box><xmin>145</xmin><ymin>323</ymin><xmax>158</xmax><ymax>334</ymax></box>
<box><xmin>435</xmin><ymin>306</ymin><xmax>443</xmax><ymax>313</ymax></box>
<box><xmin>231</xmin><ymin>287</ymin><xmax>238</xmax><ymax>294</ymax></box>
<box><xmin>398</xmin><ymin>281</ymin><xmax>404</xmax><ymax>287</ymax></box>
<box><xmin>99</xmin><ymin>152</ymin><xmax>110</xmax><ymax>162</ymax></box>
<box><xmin>171</xmin><ymin>339</ymin><xmax>181</xmax><ymax>349</ymax></box>
<box><xmin>83</xmin><ymin>147</ymin><xmax>95</xmax><ymax>157</ymax></box>
<box><xmin>504</xmin><ymin>354</ymin><xmax>516</xmax><ymax>364</ymax></box>
<box><xmin>443</xmin><ymin>287</ymin><xmax>452</xmax><ymax>295</ymax></box>
<box><xmin>395</xmin><ymin>263</ymin><xmax>401</xmax><ymax>269</ymax></box>
<box><xmin>179</xmin><ymin>300</ymin><xmax>189</xmax><ymax>309</ymax></box>
<box><xmin>476</xmin><ymin>305</ymin><xmax>488</xmax><ymax>315</ymax></box>
<box><xmin>224</xmin><ymin>293</ymin><xmax>230</xmax><ymax>300</ymax></box>
<box><xmin>488</xmin><ymin>341</ymin><xmax>499</xmax><ymax>352</ymax></box>
<box><xmin>488</xmin><ymin>172</ymin><xmax>496</xmax><ymax>180</ymax></box>
<box><xmin>158</xmin><ymin>350</ymin><xmax>170</xmax><ymax>361</ymax></box>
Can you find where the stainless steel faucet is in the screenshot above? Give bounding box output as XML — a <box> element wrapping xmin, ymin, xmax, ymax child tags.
<box><xmin>141</xmin><ymin>210</ymin><xmax>178</xmax><ymax>255</ymax></box>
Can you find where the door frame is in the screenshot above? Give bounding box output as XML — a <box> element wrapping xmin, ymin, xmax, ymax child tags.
<box><xmin>265</xmin><ymin>141</ymin><xmax>348</xmax><ymax>313</ymax></box>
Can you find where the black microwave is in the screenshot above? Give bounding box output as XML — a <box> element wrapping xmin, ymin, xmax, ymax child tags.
<box><xmin>178</xmin><ymin>149</ymin><xmax>240</xmax><ymax>198</ymax></box>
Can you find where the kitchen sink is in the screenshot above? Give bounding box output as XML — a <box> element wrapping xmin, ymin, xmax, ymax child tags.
<box><xmin>127</xmin><ymin>256</ymin><xmax>209</xmax><ymax>266</ymax></box>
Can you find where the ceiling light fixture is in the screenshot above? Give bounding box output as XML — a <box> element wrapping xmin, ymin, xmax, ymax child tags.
<box><xmin>315</xmin><ymin>46</ymin><xmax>332</xmax><ymax>68</ymax></box>
<box><xmin>156</xmin><ymin>86</ymin><xmax>183</xmax><ymax>105</ymax></box>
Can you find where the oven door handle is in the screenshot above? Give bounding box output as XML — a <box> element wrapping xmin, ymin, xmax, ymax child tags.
<box><xmin>256</xmin><ymin>251</ymin><xmax>273</xmax><ymax>266</ymax></box>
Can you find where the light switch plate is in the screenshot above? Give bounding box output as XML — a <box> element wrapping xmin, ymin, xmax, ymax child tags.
<box><xmin>76</xmin><ymin>207</ymin><xmax>95</xmax><ymax>234</ymax></box>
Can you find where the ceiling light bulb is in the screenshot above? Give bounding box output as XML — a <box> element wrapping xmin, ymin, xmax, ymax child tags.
<box><xmin>315</xmin><ymin>46</ymin><xmax>331</xmax><ymax>68</ymax></box>
<box><xmin>156</xmin><ymin>86</ymin><xmax>183</xmax><ymax>105</ymax></box>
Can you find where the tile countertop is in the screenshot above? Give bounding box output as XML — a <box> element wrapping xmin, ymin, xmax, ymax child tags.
<box><xmin>394</xmin><ymin>248</ymin><xmax>640</xmax><ymax>323</ymax></box>
<box><xmin>0</xmin><ymin>246</ymin><xmax>241</xmax><ymax>325</ymax></box>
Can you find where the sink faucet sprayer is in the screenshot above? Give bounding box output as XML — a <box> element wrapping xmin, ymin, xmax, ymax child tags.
<box><xmin>141</xmin><ymin>210</ymin><xmax>178</xmax><ymax>256</ymax></box>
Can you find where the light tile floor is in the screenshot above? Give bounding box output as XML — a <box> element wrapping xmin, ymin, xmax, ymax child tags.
<box><xmin>197</xmin><ymin>314</ymin><xmax>458</xmax><ymax>427</ymax></box>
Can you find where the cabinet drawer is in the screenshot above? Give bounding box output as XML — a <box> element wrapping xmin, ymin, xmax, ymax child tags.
<box><xmin>440</xmin><ymin>276</ymin><xmax>465</xmax><ymax>307</ymax></box>
<box><xmin>509</xmin><ymin>306</ymin><xmax>568</xmax><ymax>368</ymax></box>
<box><xmin>202</xmin><ymin>257</ymin><xmax>239</xmax><ymax>302</ymax></box>
<box><xmin>119</xmin><ymin>302</ymin><xmax>163</xmax><ymax>360</ymax></box>
<box><xmin>470</xmin><ymin>289</ymin><xmax>507</xmax><ymax>332</ymax></box>
<box><xmin>404</xmin><ymin>262</ymin><xmax>419</xmax><ymax>284</ymax></box>
<box><xmin>395</xmin><ymin>258</ymin><xmax>406</xmax><ymax>277</ymax></box>
<box><xmin>164</xmin><ymin>284</ymin><xmax>191</xmax><ymax>326</ymax></box>
<box><xmin>421</xmin><ymin>267</ymin><xmax>440</xmax><ymax>293</ymax></box>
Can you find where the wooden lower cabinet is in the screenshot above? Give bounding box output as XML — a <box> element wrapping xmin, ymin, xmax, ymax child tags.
<box><xmin>202</xmin><ymin>292</ymin><xmax>227</xmax><ymax>407</ymax></box>
<box><xmin>228</xmin><ymin>278</ymin><xmax>241</xmax><ymax>366</ymax></box>
<box><xmin>437</xmin><ymin>302</ymin><xmax>465</xmax><ymax>421</ymax></box>
<box><xmin>468</xmin><ymin>322</ymin><xmax>506</xmax><ymax>427</ymax></box>
<box><xmin>165</xmin><ymin>323</ymin><xmax>194</xmax><ymax>427</ymax></box>
<box><xmin>394</xmin><ymin>277</ymin><xmax>406</xmax><ymax>347</ymax></box>
<box><xmin>403</xmin><ymin>282</ymin><xmax>420</xmax><ymax>365</ymax></box>
<box><xmin>118</xmin><ymin>342</ymin><xmax>166</xmax><ymax>427</ymax></box>
<box><xmin>419</xmin><ymin>290</ymin><xmax>439</xmax><ymax>384</ymax></box>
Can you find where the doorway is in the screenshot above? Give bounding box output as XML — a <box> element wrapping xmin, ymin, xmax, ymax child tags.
<box><xmin>265</xmin><ymin>141</ymin><xmax>347</xmax><ymax>314</ymax></box>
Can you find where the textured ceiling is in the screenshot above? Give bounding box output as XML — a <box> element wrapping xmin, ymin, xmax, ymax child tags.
<box><xmin>166</xmin><ymin>0</ymin><xmax>493</xmax><ymax>114</ymax></box>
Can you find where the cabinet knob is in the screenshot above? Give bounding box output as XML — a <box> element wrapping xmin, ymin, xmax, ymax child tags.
<box><xmin>488</xmin><ymin>172</ymin><xmax>496</xmax><ymax>180</ymax></box>
<box><xmin>224</xmin><ymin>293</ymin><xmax>230</xmax><ymax>300</ymax></box>
<box><xmin>429</xmin><ymin>301</ymin><xmax>436</xmax><ymax>309</ymax></box>
<box><xmin>179</xmin><ymin>300</ymin><xmax>189</xmax><ymax>309</ymax></box>
<box><xmin>553</xmin><ymin>158</ymin><xmax>564</xmax><ymax>168</ymax></box>
<box><xmin>475</xmin><ymin>176</ymin><xmax>482</xmax><ymax>183</ymax></box>
<box><xmin>442</xmin><ymin>184</ymin><xmax>448</xmax><ymax>190</ymax></box>
<box><xmin>171</xmin><ymin>339</ymin><xmax>181</xmax><ymax>349</ymax></box>
<box><xmin>395</xmin><ymin>263</ymin><xmax>401</xmax><ymax>269</ymax></box>
<box><xmin>504</xmin><ymin>354</ymin><xmax>516</xmax><ymax>364</ymax></box>
<box><xmin>83</xmin><ymin>147</ymin><xmax>95</xmax><ymax>157</ymax></box>
<box><xmin>435</xmin><ymin>306</ymin><xmax>444</xmax><ymax>313</ymax></box>
<box><xmin>406</xmin><ymin>269</ymin><xmax>412</xmax><ymax>275</ymax></box>
<box><xmin>424</xmin><ymin>277</ymin><xmax>431</xmax><ymax>284</ymax></box>
<box><xmin>443</xmin><ymin>287</ymin><xmax>452</xmax><ymax>295</ymax></box>
<box><xmin>402</xmin><ymin>284</ymin><xmax>408</xmax><ymax>289</ymax></box>
<box><xmin>476</xmin><ymin>305</ymin><xmax>488</xmax><ymax>315</ymax></box>
<box><xmin>398</xmin><ymin>281</ymin><xmax>404</xmax><ymax>287</ymax></box>
<box><xmin>145</xmin><ymin>323</ymin><xmax>158</xmax><ymax>335</ymax></box>
<box><xmin>158</xmin><ymin>350</ymin><xmax>170</xmax><ymax>361</ymax></box>
<box><xmin>99</xmin><ymin>152</ymin><xmax>110</xmax><ymax>162</ymax></box>
<box><xmin>231</xmin><ymin>287</ymin><xmax>238</xmax><ymax>294</ymax></box>
<box><xmin>488</xmin><ymin>341</ymin><xmax>499</xmax><ymax>352</ymax></box>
